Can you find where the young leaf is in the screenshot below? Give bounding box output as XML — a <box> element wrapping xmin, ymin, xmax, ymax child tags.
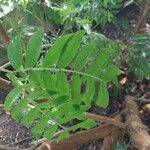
<box><xmin>4</xmin><ymin>87</ymin><xmax>22</xmax><ymax>111</ymax></box>
<box><xmin>58</xmin><ymin>30</ymin><xmax>85</xmax><ymax>68</ymax></box>
<box><xmin>7</xmin><ymin>36</ymin><xmax>23</xmax><ymax>70</ymax></box>
<box><xmin>43</xmin><ymin>34</ymin><xmax>72</xmax><ymax>67</ymax></box>
<box><xmin>25</xmin><ymin>30</ymin><xmax>43</xmax><ymax>67</ymax></box>
<box><xmin>22</xmin><ymin>108</ymin><xmax>39</xmax><ymax>128</ymax></box>
<box><xmin>96</xmin><ymin>82</ymin><xmax>109</xmax><ymax>108</ymax></box>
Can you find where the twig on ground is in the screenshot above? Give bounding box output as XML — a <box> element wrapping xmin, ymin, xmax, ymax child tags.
<box><xmin>85</xmin><ymin>112</ymin><xmax>126</xmax><ymax>129</ymax></box>
<box><xmin>35</xmin><ymin>124</ymin><xmax>114</xmax><ymax>150</ymax></box>
<box><xmin>7</xmin><ymin>137</ymin><xmax>34</xmax><ymax>146</ymax></box>
<box><xmin>0</xmin><ymin>77</ymin><xmax>12</xmax><ymax>91</ymax></box>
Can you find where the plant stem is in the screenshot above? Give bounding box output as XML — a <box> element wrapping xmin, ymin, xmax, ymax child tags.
<box><xmin>0</xmin><ymin>67</ymin><xmax>104</xmax><ymax>82</ymax></box>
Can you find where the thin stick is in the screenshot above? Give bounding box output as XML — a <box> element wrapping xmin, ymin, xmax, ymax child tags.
<box><xmin>85</xmin><ymin>112</ymin><xmax>126</xmax><ymax>129</ymax></box>
<box><xmin>0</xmin><ymin>77</ymin><xmax>12</xmax><ymax>91</ymax></box>
<box><xmin>0</xmin><ymin>21</ymin><xmax>10</xmax><ymax>46</ymax></box>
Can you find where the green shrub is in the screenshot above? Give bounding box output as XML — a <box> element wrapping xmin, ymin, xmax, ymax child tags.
<box><xmin>128</xmin><ymin>33</ymin><xmax>150</xmax><ymax>79</ymax></box>
<box><xmin>4</xmin><ymin>30</ymin><xmax>120</xmax><ymax>141</ymax></box>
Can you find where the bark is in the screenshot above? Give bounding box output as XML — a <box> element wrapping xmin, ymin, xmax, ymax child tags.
<box><xmin>0</xmin><ymin>22</ymin><xmax>10</xmax><ymax>46</ymax></box>
<box><xmin>124</xmin><ymin>95</ymin><xmax>150</xmax><ymax>150</ymax></box>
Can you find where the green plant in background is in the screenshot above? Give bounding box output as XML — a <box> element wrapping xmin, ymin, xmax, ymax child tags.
<box><xmin>113</xmin><ymin>141</ymin><xmax>128</xmax><ymax>150</ymax></box>
<box><xmin>21</xmin><ymin>0</ymin><xmax>125</xmax><ymax>33</ymax></box>
<box><xmin>128</xmin><ymin>33</ymin><xmax>150</xmax><ymax>80</ymax></box>
<box><xmin>45</xmin><ymin>0</ymin><xmax>125</xmax><ymax>30</ymax></box>
<box><xmin>3</xmin><ymin>30</ymin><xmax>120</xmax><ymax>141</ymax></box>
<box><xmin>0</xmin><ymin>0</ymin><xmax>136</xmax><ymax>39</ymax></box>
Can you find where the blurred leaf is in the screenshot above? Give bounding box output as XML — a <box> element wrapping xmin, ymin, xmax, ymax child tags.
<box><xmin>83</xmin><ymin>78</ymin><xmax>95</xmax><ymax>106</ymax></box>
<box><xmin>57</xmin><ymin>72</ymin><xmax>70</xmax><ymax>95</ymax></box>
<box><xmin>11</xmin><ymin>99</ymin><xmax>28</xmax><ymax>122</ymax></box>
<box><xmin>7</xmin><ymin>36</ymin><xmax>23</xmax><ymax>70</ymax></box>
<box><xmin>4</xmin><ymin>87</ymin><xmax>22</xmax><ymax>111</ymax></box>
<box><xmin>22</xmin><ymin>108</ymin><xmax>39</xmax><ymax>128</ymax></box>
<box><xmin>44</xmin><ymin>125</ymin><xmax>58</xmax><ymax>140</ymax></box>
<box><xmin>96</xmin><ymin>82</ymin><xmax>109</xmax><ymax>108</ymax></box>
<box><xmin>104</xmin><ymin>65</ymin><xmax>120</xmax><ymax>81</ymax></box>
<box><xmin>57</xmin><ymin>131</ymin><xmax>70</xmax><ymax>142</ymax></box>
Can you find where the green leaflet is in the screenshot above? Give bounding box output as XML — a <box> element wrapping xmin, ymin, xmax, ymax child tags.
<box><xmin>58</xmin><ymin>106</ymin><xmax>87</xmax><ymax>125</ymax></box>
<box><xmin>11</xmin><ymin>99</ymin><xmax>28</xmax><ymax>122</ymax></box>
<box><xmin>57</xmin><ymin>72</ymin><xmax>70</xmax><ymax>96</ymax></box>
<box><xmin>71</xmin><ymin>74</ymin><xmax>81</xmax><ymax>105</ymax></box>
<box><xmin>43</xmin><ymin>34</ymin><xmax>72</xmax><ymax>67</ymax></box>
<box><xmin>50</xmin><ymin>95</ymin><xmax>69</xmax><ymax>106</ymax></box>
<box><xmin>4</xmin><ymin>87</ymin><xmax>22</xmax><ymax>111</ymax></box>
<box><xmin>25</xmin><ymin>30</ymin><xmax>43</xmax><ymax>67</ymax></box>
<box><xmin>58</xmin><ymin>30</ymin><xmax>85</xmax><ymax>68</ymax></box>
<box><xmin>86</xmin><ymin>49</ymin><xmax>109</xmax><ymax>76</ymax></box>
<box><xmin>43</xmin><ymin>125</ymin><xmax>58</xmax><ymax>140</ymax></box>
<box><xmin>61</xmin><ymin>102</ymin><xmax>78</xmax><ymax>113</ymax></box>
<box><xmin>57</xmin><ymin>131</ymin><xmax>70</xmax><ymax>142</ymax></box>
<box><xmin>96</xmin><ymin>82</ymin><xmax>109</xmax><ymax>108</ymax></box>
<box><xmin>26</xmin><ymin>90</ymin><xmax>50</xmax><ymax>101</ymax></box>
<box><xmin>7</xmin><ymin>73</ymin><xmax>23</xmax><ymax>86</ymax></box>
<box><xmin>22</xmin><ymin>108</ymin><xmax>39</xmax><ymax>128</ymax></box>
<box><xmin>32</xmin><ymin>117</ymin><xmax>49</xmax><ymax>139</ymax></box>
<box><xmin>47</xmin><ymin>109</ymin><xmax>64</xmax><ymax>119</ymax></box>
<box><xmin>74</xmin><ymin>43</ymin><xmax>96</xmax><ymax>70</ymax></box>
<box><xmin>7</xmin><ymin>36</ymin><xmax>23</xmax><ymax>70</ymax></box>
<box><xmin>104</xmin><ymin>65</ymin><xmax>120</xmax><ymax>82</ymax></box>
<box><xmin>82</xmin><ymin>78</ymin><xmax>95</xmax><ymax>106</ymax></box>
<box><xmin>29</xmin><ymin>70</ymin><xmax>43</xmax><ymax>85</ymax></box>
<box><xmin>43</xmin><ymin>71</ymin><xmax>57</xmax><ymax>94</ymax></box>
<box><xmin>37</xmin><ymin>95</ymin><xmax>69</xmax><ymax>109</ymax></box>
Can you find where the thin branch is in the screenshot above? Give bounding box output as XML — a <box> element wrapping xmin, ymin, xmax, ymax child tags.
<box><xmin>0</xmin><ymin>77</ymin><xmax>13</xmax><ymax>91</ymax></box>
<box><xmin>0</xmin><ymin>21</ymin><xmax>10</xmax><ymax>46</ymax></box>
<box><xmin>85</xmin><ymin>112</ymin><xmax>126</xmax><ymax>129</ymax></box>
<box><xmin>0</xmin><ymin>67</ymin><xmax>104</xmax><ymax>82</ymax></box>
